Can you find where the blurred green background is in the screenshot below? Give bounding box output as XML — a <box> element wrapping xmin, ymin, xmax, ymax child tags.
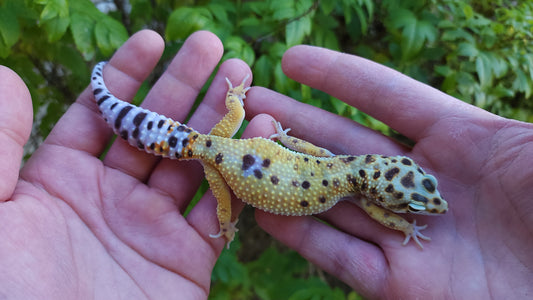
<box><xmin>1</xmin><ymin>0</ymin><xmax>531</xmax><ymax>299</ymax></box>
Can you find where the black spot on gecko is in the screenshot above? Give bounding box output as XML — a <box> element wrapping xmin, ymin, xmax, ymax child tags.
<box><xmin>115</xmin><ymin>105</ymin><xmax>133</xmax><ymax>130</ymax></box>
<box><xmin>157</xmin><ymin>119</ymin><xmax>165</xmax><ymax>128</ymax></box>
<box><xmin>215</xmin><ymin>153</ymin><xmax>224</xmax><ymax>164</ymax></box>
<box><xmin>133</xmin><ymin>112</ymin><xmax>147</xmax><ymax>127</ymax></box>
<box><xmin>322</xmin><ymin>179</ymin><xmax>328</xmax><ymax>186</ymax></box>
<box><xmin>206</xmin><ymin>140</ymin><xmax>212</xmax><ymax>147</ymax></box>
<box><xmin>292</xmin><ymin>180</ymin><xmax>300</xmax><ymax>187</ymax></box>
<box><xmin>168</xmin><ymin>136</ymin><xmax>178</xmax><ymax>148</ymax></box>
<box><xmin>147</xmin><ymin>121</ymin><xmax>153</xmax><ymax>130</ymax></box>
<box><xmin>422</xmin><ymin>178</ymin><xmax>436</xmax><ymax>193</ymax></box>
<box><xmin>333</xmin><ymin>178</ymin><xmax>340</xmax><ymax>188</ymax></box>
<box><xmin>187</xmin><ymin>149</ymin><xmax>193</xmax><ymax>157</ymax></box>
<box><xmin>132</xmin><ymin>128</ymin><xmax>139</xmax><ymax>139</ymax></box>
<box><xmin>341</xmin><ymin>156</ymin><xmax>356</xmax><ymax>163</ymax></box>
<box><xmin>262</xmin><ymin>159</ymin><xmax>271</xmax><ymax>168</ymax></box>
<box><xmin>316</xmin><ymin>160</ymin><xmax>321</xmax><ymax>164</ymax></box>
<box><xmin>417</xmin><ymin>167</ymin><xmax>425</xmax><ymax>175</ymax></box>
<box><xmin>319</xmin><ymin>196</ymin><xmax>326</xmax><ymax>203</ymax></box>
<box><xmin>253</xmin><ymin>169</ymin><xmax>263</xmax><ymax>179</ymax></box>
<box><xmin>300</xmin><ymin>200</ymin><xmax>309</xmax><ymax>207</ymax></box>
<box><xmin>97</xmin><ymin>95</ymin><xmax>110</xmax><ymax>105</ymax></box>
<box><xmin>394</xmin><ymin>192</ymin><xmax>404</xmax><ymax>199</ymax></box>
<box><xmin>149</xmin><ymin>143</ymin><xmax>155</xmax><ymax>150</ymax></box>
<box><xmin>384</xmin><ymin>167</ymin><xmax>400</xmax><ymax>181</ymax></box>
<box><xmin>136</xmin><ymin>140</ymin><xmax>144</xmax><ymax>149</ymax></box>
<box><xmin>93</xmin><ymin>88</ymin><xmax>103</xmax><ymax>95</ymax></box>
<box><xmin>365</xmin><ymin>155</ymin><xmax>375</xmax><ymax>164</ymax></box>
<box><xmin>119</xmin><ymin>130</ymin><xmax>128</xmax><ymax>140</ymax></box>
<box><xmin>373</xmin><ymin>170</ymin><xmax>381</xmax><ymax>179</ymax></box>
<box><xmin>301</xmin><ymin>181</ymin><xmax>310</xmax><ymax>189</ymax></box>
<box><xmin>110</xmin><ymin>102</ymin><xmax>118</xmax><ymax>110</ymax></box>
<box><xmin>411</xmin><ymin>193</ymin><xmax>429</xmax><ymax>203</ymax></box>
<box><xmin>270</xmin><ymin>176</ymin><xmax>279</xmax><ymax>185</ymax></box>
<box><xmin>175</xmin><ymin>152</ymin><xmax>181</xmax><ymax>159</ymax></box>
<box><xmin>370</xmin><ymin>187</ymin><xmax>377</xmax><ymax>194</ymax></box>
<box><xmin>385</xmin><ymin>184</ymin><xmax>395</xmax><ymax>193</ymax></box>
<box><xmin>361</xmin><ymin>183</ymin><xmax>368</xmax><ymax>190</ymax></box>
<box><xmin>346</xmin><ymin>174</ymin><xmax>358</xmax><ymax>187</ymax></box>
<box><xmin>433</xmin><ymin>198</ymin><xmax>441</xmax><ymax>205</ymax></box>
<box><xmin>401</xmin><ymin>158</ymin><xmax>412</xmax><ymax>165</ymax></box>
<box><xmin>177</xmin><ymin>125</ymin><xmax>185</xmax><ymax>131</ymax></box>
<box><xmin>242</xmin><ymin>154</ymin><xmax>255</xmax><ymax>170</ymax></box>
<box><xmin>181</xmin><ymin>138</ymin><xmax>189</xmax><ymax>148</ymax></box>
<box><xmin>304</xmin><ymin>157</ymin><xmax>309</xmax><ymax>162</ymax></box>
<box><xmin>359</xmin><ymin>170</ymin><xmax>366</xmax><ymax>177</ymax></box>
<box><xmin>400</xmin><ymin>171</ymin><xmax>415</xmax><ymax>188</ymax></box>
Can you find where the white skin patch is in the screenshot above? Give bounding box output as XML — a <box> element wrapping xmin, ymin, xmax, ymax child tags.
<box><xmin>242</xmin><ymin>154</ymin><xmax>264</xmax><ymax>178</ymax></box>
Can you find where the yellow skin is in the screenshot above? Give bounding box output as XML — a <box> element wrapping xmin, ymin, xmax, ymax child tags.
<box><xmin>91</xmin><ymin>62</ymin><xmax>448</xmax><ymax>249</ymax></box>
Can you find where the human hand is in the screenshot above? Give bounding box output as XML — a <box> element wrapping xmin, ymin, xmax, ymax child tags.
<box><xmin>244</xmin><ymin>46</ymin><xmax>533</xmax><ymax>298</ymax></box>
<box><xmin>0</xmin><ymin>30</ymin><xmax>250</xmax><ymax>298</ymax></box>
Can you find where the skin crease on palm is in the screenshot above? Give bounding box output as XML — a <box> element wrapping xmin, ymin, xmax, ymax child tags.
<box><xmin>0</xmin><ymin>29</ymin><xmax>531</xmax><ymax>299</ymax></box>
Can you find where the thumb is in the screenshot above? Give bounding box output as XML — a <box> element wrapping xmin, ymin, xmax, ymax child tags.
<box><xmin>0</xmin><ymin>66</ymin><xmax>33</xmax><ymax>201</ymax></box>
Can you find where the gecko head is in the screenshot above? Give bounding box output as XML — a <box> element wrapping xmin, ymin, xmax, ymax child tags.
<box><xmin>377</xmin><ymin>156</ymin><xmax>448</xmax><ymax>215</ymax></box>
<box><xmin>403</xmin><ymin>169</ymin><xmax>447</xmax><ymax>215</ymax></box>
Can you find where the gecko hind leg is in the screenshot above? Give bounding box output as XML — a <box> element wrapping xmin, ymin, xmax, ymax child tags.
<box><xmin>203</xmin><ymin>163</ymin><xmax>238</xmax><ymax>249</ymax></box>
<box><xmin>269</xmin><ymin>120</ymin><xmax>335</xmax><ymax>157</ymax></box>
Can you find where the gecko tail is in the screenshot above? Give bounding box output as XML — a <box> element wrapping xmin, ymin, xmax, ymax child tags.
<box><xmin>91</xmin><ymin>61</ymin><xmax>198</xmax><ymax>159</ymax></box>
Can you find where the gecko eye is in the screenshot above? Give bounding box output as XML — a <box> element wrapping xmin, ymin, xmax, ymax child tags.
<box><xmin>408</xmin><ymin>203</ymin><xmax>426</xmax><ymax>213</ymax></box>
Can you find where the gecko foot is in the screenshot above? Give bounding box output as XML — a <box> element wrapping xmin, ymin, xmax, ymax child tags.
<box><xmin>209</xmin><ymin>218</ymin><xmax>239</xmax><ymax>249</ymax></box>
<box><xmin>225</xmin><ymin>75</ymin><xmax>250</xmax><ymax>106</ymax></box>
<box><xmin>402</xmin><ymin>220</ymin><xmax>431</xmax><ymax>249</ymax></box>
<box><xmin>269</xmin><ymin>120</ymin><xmax>291</xmax><ymax>140</ymax></box>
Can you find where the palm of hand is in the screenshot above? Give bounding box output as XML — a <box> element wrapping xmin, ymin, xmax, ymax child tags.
<box><xmin>0</xmin><ymin>30</ymin><xmax>249</xmax><ymax>298</ymax></box>
<box><xmin>244</xmin><ymin>47</ymin><xmax>533</xmax><ymax>298</ymax></box>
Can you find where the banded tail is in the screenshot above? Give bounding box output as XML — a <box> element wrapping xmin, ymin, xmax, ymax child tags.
<box><xmin>91</xmin><ymin>62</ymin><xmax>198</xmax><ymax>159</ymax></box>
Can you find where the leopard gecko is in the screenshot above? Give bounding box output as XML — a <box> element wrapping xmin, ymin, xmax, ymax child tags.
<box><xmin>91</xmin><ymin>62</ymin><xmax>448</xmax><ymax>249</ymax></box>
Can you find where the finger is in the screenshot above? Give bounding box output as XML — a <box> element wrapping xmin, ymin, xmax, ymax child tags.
<box><xmin>245</xmin><ymin>86</ymin><xmax>406</xmax><ymax>156</ymax></box>
<box><xmin>147</xmin><ymin>58</ymin><xmax>252</xmax><ymax>213</ymax></box>
<box><xmin>0</xmin><ymin>66</ymin><xmax>33</xmax><ymax>201</ymax></box>
<box><xmin>103</xmin><ymin>31</ymin><xmax>224</xmax><ymax>181</ymax></box>
<box><xmin>281</xmin><ymin>45</ymin><xmax>487</xmax><ymax>141</ymax></box>
<box><xmin>43</xmin><ymin>30</ymin><xmax>164</xmax><ymax>157</ymax></box>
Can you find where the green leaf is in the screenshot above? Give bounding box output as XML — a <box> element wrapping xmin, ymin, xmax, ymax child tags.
<box><xmin>457</xmin><ymin>42</ymin><xmax>478</xmax><ymax>57</ymax></box>
<box><xmin>320</xmin><ymin>0</ymin><xmax>337</xmax><ymax>15</ymax></box>
<box><xmin>70</xmin><ymin>13</ymin><xmax>95</xmax><ymax>59</ymax></box>
<box><xmin>95</xmin><ymin>17</ymin><xmax>128</xmax><ymax>56</ymax></box>
<box><xmin>513</xmin><ymin>69</ymin><xmax>532</xmax><ymax>98</ymax></box>
<box><xmin>40</xmin><ymin>0</ymin><xmax>68</xmax><ymax>21</ymax></box>
<box><xmin>253</xmin><ymin>55</ymin><xmax>272</xmax><ymax>87</ymax></box>
<box><xmin>166</xmin><ymin>7</ymin><xmax>212</xmax><ymax>41</ymax></box>
<box><xmin>462</xmin><ymin>3</ymin><xmax>474</xmax><ymax>19</ymax></box>
<box><xmin>223</xmin><ymin>36</ymin><xmax>255</xmax><ymax>65</ymax></box>
<box><xmin>0</xmin><ymin>6</ymin><xmax>20</xmax><ymax>48</ymax></box>
<box><xmin>475</xmin><ymin>54</ymin><xmax>492</xmax><ymax>87</ymax></box>
<box><xmin>43</xmin><ymin>15</ymin><xmax>70</xmax><ymax>42</ymax></box>
<box><xmin>286</xmin><ymin>16</ymin><xmax>311</xmax><ymax>47</ymax></box>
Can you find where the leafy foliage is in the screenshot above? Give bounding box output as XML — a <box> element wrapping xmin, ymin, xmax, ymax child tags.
<box><xmin>1</xmin><ymin>0</ymin><xmax>532</xmax><ymax>298</ymax></box>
